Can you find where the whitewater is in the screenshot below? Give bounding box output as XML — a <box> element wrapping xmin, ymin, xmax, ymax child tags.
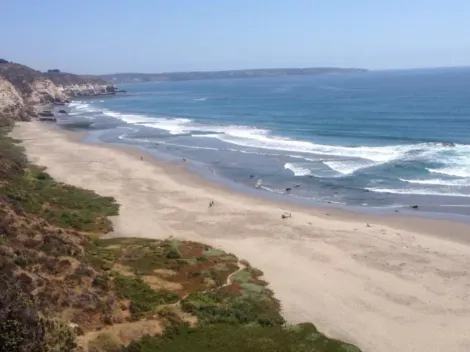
<box><xmin>64</xmin><ymin>69</ymin><xmax>470</xmax><ymax>214</ymax></box>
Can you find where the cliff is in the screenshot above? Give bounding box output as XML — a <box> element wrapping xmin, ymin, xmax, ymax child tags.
<box><xmin>45</xmin><ymin>72</ymin><xmax>110</xmax><ymax>97</ymax></box>
<box><xmin>0</xmin><ymin>76</ymin><xmax>30</xmax><ymax>121</ymax></box>
<box><xmin>0</xmin><ymin>62</ymin><xmax>110</xmax><ymax>121</ymax></box>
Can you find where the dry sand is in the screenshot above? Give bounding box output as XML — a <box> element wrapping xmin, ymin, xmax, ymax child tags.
<box><xmin>12</xmin><ymin>121</ymin><xmax>470</xmax><ymax>352</ymax></box>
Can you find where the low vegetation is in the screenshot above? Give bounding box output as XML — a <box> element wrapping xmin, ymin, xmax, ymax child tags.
<box><xmin>0</xmin><ymin>118</ymin><xmax>361</xmax><ymax>351</ymax></box>
<box><xmin>123</xmin><ymin>324</ymin><xmax>360</xmax><ymax>352</ymax></box>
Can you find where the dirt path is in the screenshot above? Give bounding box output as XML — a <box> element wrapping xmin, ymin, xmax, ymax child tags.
<box><xmin>173</xmin><ymin>261</ymin><xmax>245</xmax><ymax>306</ymax></box>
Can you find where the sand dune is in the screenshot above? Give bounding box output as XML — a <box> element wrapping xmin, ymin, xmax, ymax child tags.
<box><xmin>12</xmin><ymin>121</ymin><xmax>470</xmax><ymax>352</ymax></box>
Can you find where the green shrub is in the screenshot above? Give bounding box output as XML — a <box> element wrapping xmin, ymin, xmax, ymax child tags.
<box><xmin>43</xmin><ymin>319</ymin><xmax>77</xmax><ymax>352</ymax></box>
<box><xmin>166</xmin><ymin>249</ymin><xmax>181</xmax><ymax>259</ymax></box>
<box><xmin>35</xmin><ymin>172</ymin><xmax>51</xmax><ymax>180</ymax></box>
<box><xmin>181</xmin><ymin>292</ymin><xmax>284</xmax><ymax>327</ymax></box>
<box><xmin>123</xmin><ymin>323</ymin><xmax>362</xmax><ymax>352</ymax></box>
<box><xmin>114</xmin><ymin>275</ymin><xmax>179</xmax><ymax>318</ymax></box>
<box><xmin>88</xmin><ymin>332</ymin><xmax>122</xmax><ymax>352</ymax></box>
<box><xmin>0</xmin><ymin>276</ymin><xmax>76</xmax><ymax>352</ymax></box>
<box><xmin>0</xmin><ymin>130</ymin><xmax>119</xmax><ymax>232</ymax></box>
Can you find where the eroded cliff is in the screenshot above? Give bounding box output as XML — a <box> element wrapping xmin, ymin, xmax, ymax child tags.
<box><xmin>0</xmin><ymin>62</ymin><xmax>109</xmax><ymax>121</ymax></box>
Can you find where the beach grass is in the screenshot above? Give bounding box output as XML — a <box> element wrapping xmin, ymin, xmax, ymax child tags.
<box><xmin>123</xmin><ymin>323</ymin><xmax>361</xmax><ymax>352</ymax></box>
<box><xmin>114</xmin><ymin>275</ymin><xmax>179</xmax><ymax>318</ymax></box>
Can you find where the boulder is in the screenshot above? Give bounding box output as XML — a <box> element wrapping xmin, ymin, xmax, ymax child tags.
<box><xmin>38</xmin><ymin>111</ymin><xmax>54</xmax><ymax>117</ymax></box>
<box><xmin>38</xmin><ymin>116</ymin><xmax>56</xmax><ymax>122</ymax></box>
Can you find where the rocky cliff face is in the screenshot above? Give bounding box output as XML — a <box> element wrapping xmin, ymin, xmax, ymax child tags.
<box><xmin>45</xmin><ymin>72</ymin><xmax>109</xmax><ymax>97</ymax></box>
<box><xmin>28</xmin><ymin>77</ymin><xmax>67</xmax><ymax>105</ymax></box>
<box><xmin>0</xmin><ymin>62</ymin><xmax>110</xmax><ymax>121</ymax></box>
<box><xmin>0</xmin><ymin>76</ymin><xmax>30</xmax><ymax>121</ymax></box>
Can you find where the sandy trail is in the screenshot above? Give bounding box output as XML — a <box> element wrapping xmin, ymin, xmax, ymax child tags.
<box><xmin>12</xmin><ymin>122</ymin><xmax>470</xmax><ymax>352</ymax></box>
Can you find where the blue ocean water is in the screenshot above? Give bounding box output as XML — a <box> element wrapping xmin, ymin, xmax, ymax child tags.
<box><xmin>64</xmin><ymin>68</ymin><xmax>470</xmax><ymax>215</ymax></box>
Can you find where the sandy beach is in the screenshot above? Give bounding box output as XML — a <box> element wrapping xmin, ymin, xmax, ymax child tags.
<box><xmin>12</xmin><ymin>121</ymin><xmax>470</xmax><ymax>352</ymax></box>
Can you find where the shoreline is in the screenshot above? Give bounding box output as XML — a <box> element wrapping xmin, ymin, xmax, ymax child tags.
<box><xmin>74</xmin><ymin>123</ymin><xmax>470</xmax><ymax>245</ymax></box>
<box><xmin>12</xmin><ymin>121</ymin><xmax>470</xmax><ymax>352</ymax></box>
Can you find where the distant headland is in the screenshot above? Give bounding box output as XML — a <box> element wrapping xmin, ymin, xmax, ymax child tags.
<box><xmin>99</xmin><ymin>67</ymin><xmax>368</xmax><ymax>84</ymax></box>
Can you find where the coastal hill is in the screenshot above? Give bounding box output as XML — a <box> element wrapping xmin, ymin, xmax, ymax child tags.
<box><xmin>0</xmin><ymin>60</ymin><xmax>111</xmax><ymax>121</ymax></box>
<box><xmin>100</xmin><ymin>67</ymin><xmax>368</xmax><ymax>84</ymax></box>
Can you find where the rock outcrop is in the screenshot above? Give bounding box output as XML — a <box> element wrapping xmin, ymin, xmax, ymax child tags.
<box><xmin>45</xmin><ymin>71</ymin><xmax>111</xmax><ymax>97</ymax></box>
<box><xmin>0</xmin><ymin>76</ymin><xmax>30</xmax><ymax>121</ymax></box>
<box><xmin>0</xmin><ymin>62</ymin><xmax>111</xmax><ymax>121</ymax></box>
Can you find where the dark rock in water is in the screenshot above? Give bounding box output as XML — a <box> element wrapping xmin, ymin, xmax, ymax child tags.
<box><xmin>58</xmin><ymin>110</ymin><xmax>67</xmax><ymax>114</ymax></box>
<box><xmin>38</xmin><ymin>111</ymin><xmax>54</xmax><ymax>117</ymax></box>
<box><xmin>38</xmin><ymin>116</ymin><xmax>56</xmax><ymax>122</ymax></box>
<box><xmin>65</xmin><ymin>99</ymin><xmax>70</xmax><ymax>103</ymax></box>
<box><xmin>249</xmin><ymin>175</ymin><xmax>254</xmax><ymax>178</ymax></box>
<box><xmin>411</xmin><ymin>205</ymin><xmax>419</xmax><ymax>209</ymax></box>
<box><xmin>308</xmin><ymin>175</ymin><xmax>314</xmax><ymax>178</ymax></box>
<box><xmin>285</xmin><ymin>188</ymin><xmax>292</xmax><ymax>192</ymax></box>
<box><xmin>394</xmin><ymin>210</ymin><xmax>399</xmax><ymax>213</ymax></box>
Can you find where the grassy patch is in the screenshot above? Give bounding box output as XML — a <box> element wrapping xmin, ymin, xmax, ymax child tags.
<box><xmin>240</xmin><ymin>282</ymin><xmax>265</xmax><ymax>294</ymax></box>
<box><xmin>0</xmin><ymin>123</ymin><xmax>119</xmax><ymax>232</ymax></box>
<box><xmin>88</xmin><ymin>332</ymin><xmax>121</xmax><ymax>352</ymax></box>
<box><xmin>1</xmin><ymin>167</ymin><xmax>119</xmax><ymax>232</ymax></box>
<box><xmin>123</xmin><ymin>323</ymin><xmax>362</xmax><ymax>352</ymax></box>
<box><xmin>114</xmin><ymin>275</ymin><xmax>179</xmax><ymax>318</ymax></box>
<box><xmin>214</xmin><ymin>263</ymin><xmax>228</xmax><ymax>271</ymax></box>
<box><xmin>86</xmin><ymin>238</ymin><xmax>239</xmax><ymax>294</ymax></box>
<box><xmin>181</xmin><ymin>291</ymin><xmax>284</xmax><ymax>327</ymax></box>
<box><xmin>231</xmin><ymin>269</ymin><xmax>253</xmax><ymax>283</ymax></box>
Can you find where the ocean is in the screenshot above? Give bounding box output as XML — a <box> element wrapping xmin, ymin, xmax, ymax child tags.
<box><xmin>62</xmin><ymin>68</ymin><xmax>470</xmax><ymax>217</ymax></box>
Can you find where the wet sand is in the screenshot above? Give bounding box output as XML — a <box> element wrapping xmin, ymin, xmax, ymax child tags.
<box><xmin>12</xmin><ymin>121</ymin><xmax>470</xmax><ymax>352</ymax></box>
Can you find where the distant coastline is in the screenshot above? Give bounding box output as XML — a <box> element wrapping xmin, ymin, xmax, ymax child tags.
<box><xmin>99</xmin><ymin>67</ymin><xmax>368</xmax><ymax>84</ymax></box>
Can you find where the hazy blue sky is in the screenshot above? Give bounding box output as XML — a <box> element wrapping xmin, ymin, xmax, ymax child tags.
<box><xmin>2</xmin><ymin>0</ymin><xmax>469</xmax><ymax>74</ymax></box>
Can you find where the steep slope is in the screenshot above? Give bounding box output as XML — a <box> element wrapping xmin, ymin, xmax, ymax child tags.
<box><xmin>0</xmin><ymin>77</ymin><xmax>30</xmax><ymax>121</ymax></box>
<box><xmin>45</xmin><ymin>72</ymin><xmax>109</xmax><ymax>97</ymax></box>
<box><xmin>0</xmin><ymin>63</ymin><xmax>66</xmax><ymax>104</ymax></box>
<box><xmin>0</xmin><ymin>62</ymin><xmax>111</xmax><ymax>121</ymax></box>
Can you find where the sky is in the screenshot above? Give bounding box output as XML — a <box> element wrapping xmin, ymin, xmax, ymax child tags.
<box><xmin>2</xmin><ymin>0</ymin><xmax>470</xmax><ymax>74</ymax></box>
